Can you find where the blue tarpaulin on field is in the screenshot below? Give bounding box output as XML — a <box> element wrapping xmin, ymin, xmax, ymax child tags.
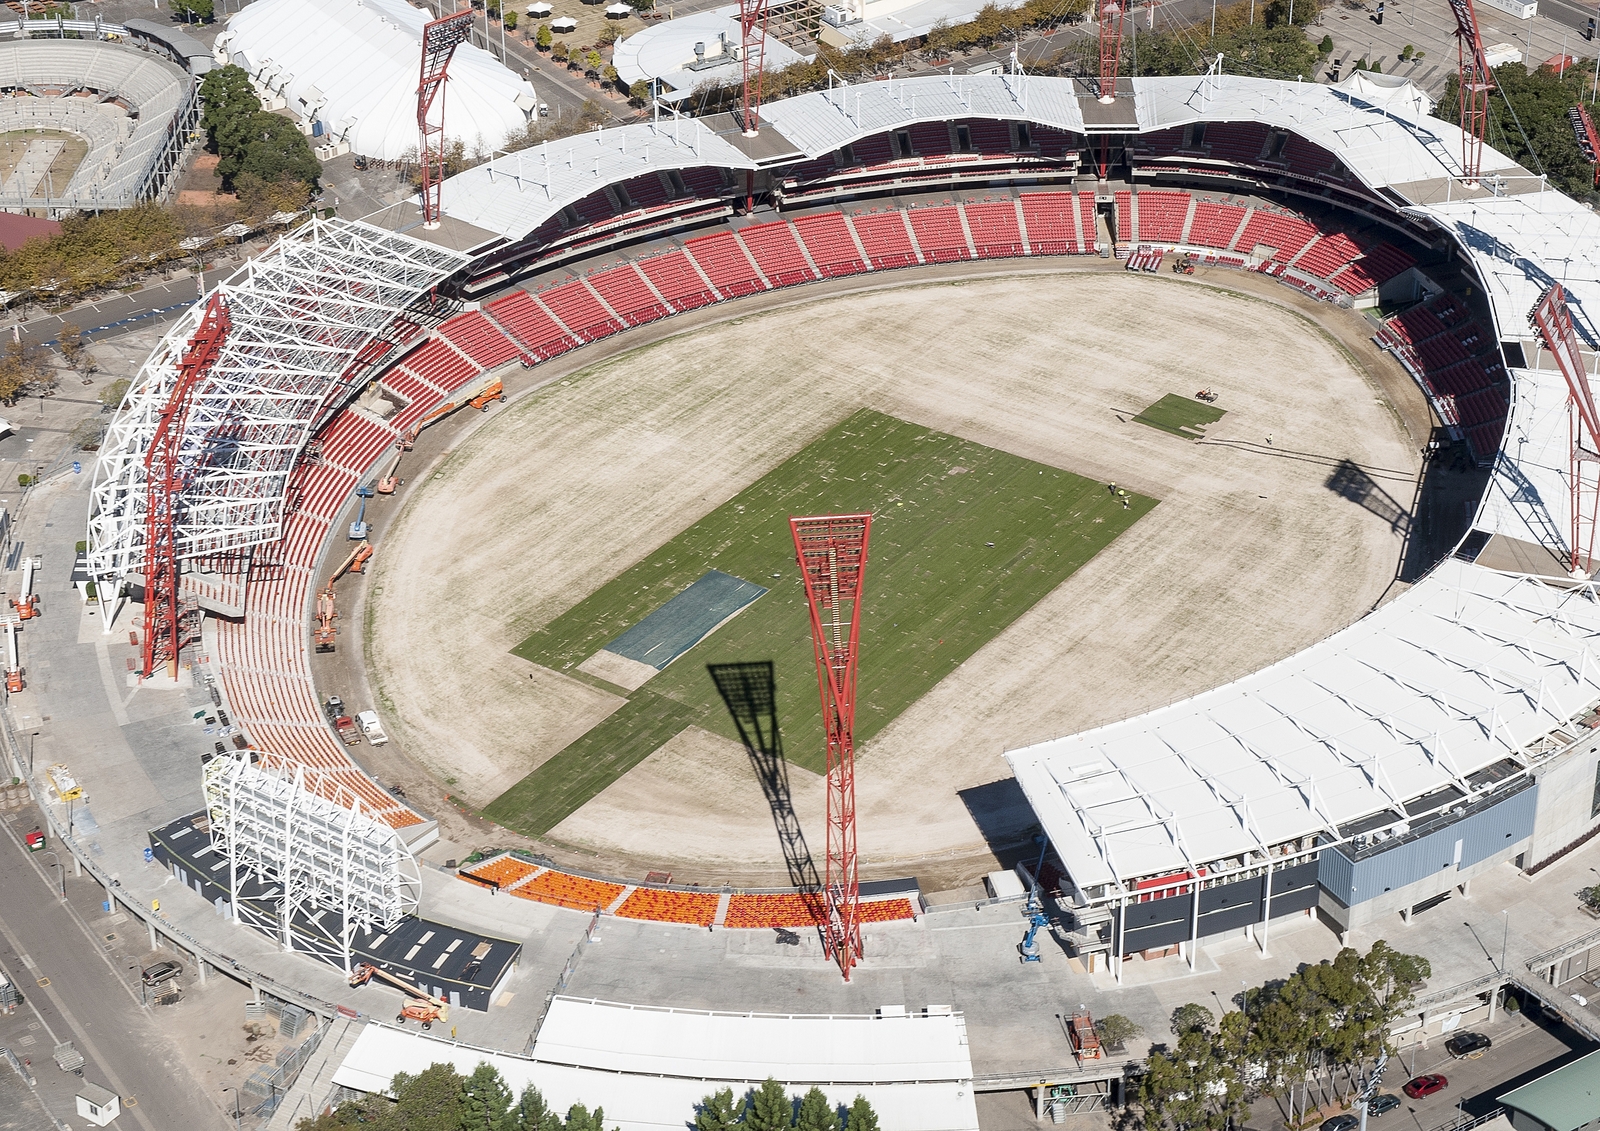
<box><xmin>603</xmin><ymin>570</ymin><xmax>768</xmax><ymax>670</ymax></box>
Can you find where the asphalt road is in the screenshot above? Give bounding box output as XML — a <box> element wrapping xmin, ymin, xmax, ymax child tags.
<box><xmin>0</xmin><ymin>804</ymin><xmax>223</xmax><ymax>1130</ymax></box>
<box><xmin>11</xmin><ymin>265</ymin><xmax>239</xmax><ymax>353</ymax></box>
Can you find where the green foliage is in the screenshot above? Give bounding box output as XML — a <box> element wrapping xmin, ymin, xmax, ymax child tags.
<box><xmin>844</xmin><ymin>1096</ymin><xmax>878</xmax><ymax>1131</ymax></box>
<box><xmin>1400</xmin><ymin>44</ymin><xmax>1413</xmax><ymax>60</ymax></box>
<box><xmin>696</xmin><ymin>1088</ymin><xmax>746</xmax><ymax>1131</ymax></box>
<box><xmin>200</xmin><ymin>65</ymin><xmax>263</xmax><ymax>157</ymax></box>
<box><xmin>552</xmin><ymin>40</ymin><xmax>569</xmax><ymax>61</ymax></box>
<box><xmin>1319</xmin><ymin>34</ymin><xmax>1334</xmax><ymax>54</ymax></box>
<box><xmin>584</xmin><ymin>49</ymin><xmax>604</xmax><ymax>71</ymax></box>
<box><xmin>746</xmin><ymin>1079</ymin><xmax>794</xmax><ymax>1131</ymax></box>
<box><xmin>504</xmin><ymin>9</ymin><xmax>518</xmax><ymax>30</ymax></box>
<box><xmin>537</xmin><ymin>24</ymin><xmax>553</xmax><ymax>48</ymax></box>
<box><xmin>1582</xmin><ymin>883</ymin><xmax>1600</xmax><ymax>912</ymax></box>
<box><xmin>625</xmin><ymin>0</ymin><xmax>655</xmax><ymax>10</ymax></box>
<box><xmin>1437</xmin><ymin>61</ymin><xmax>1600</xmax><ymax>203</ymax></box>
<box><xmin>795</xmin><ymin>1088</ymin><xmax>839</xmax><ymax>1131</ymax></box>
<box><xmin>629</xmin><ymin>79</ymin><xmax>651</xmax><ymax>104</ymax></box>
<box><xmin>385</xmin><ymin>1064</ymin><xmax>469</xmax><ymax>1131</ymax></box>
<box><xmin>202</xmin><ymin>64</ymin><xmax>320</xmax><ymax>189</ymax></box>
<box><xmin>561</xmin><ymin>1104</ymin><xmax>609</xmax><ymax>1131</ymax></box>
<box><xmin>1170</xmin><ymin>1002</ymin><xmax>1215</xmax><ymax>1037</ymax></box>
<box><xmin>1097</xmin><ymin>1013</ymin><xmax>1142</xmax><ymax>1047</ymax></box>
<box><xmin>234</xmin><ymin>112</ymin><xmax>323</xmax><ymax>186</ymax></box>
<box><xmin>461</xmin><ymin>1062</ymin><xmax>514</xmax><ymax>1130</ymax></box>
<box><xmin>598</xmin><ymin>23</ymin><xmax>621</xmax><ymax>45</ymax></box>
<box><xmin>602</xmin><ymin>64</ymin><xmax>620</xmax><ymax>85</ymax></box>
<box><xmin>1139</xmin><ymin>1025</ymin><xmax>1249</xmax><ymax>1131</ymax></box>
<box><xmin>0</xmin><ymin>203</ymin><xmax>182</xmax><ymax>298</ymax></box>
<box><xmin>170</xmin><ymin>0</ymin><xmax>214</xmax><ymax>21</ymax></box>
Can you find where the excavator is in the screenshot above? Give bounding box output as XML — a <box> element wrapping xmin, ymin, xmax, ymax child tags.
<box><xmin>347</xmin><ymin>962</ymin><xmax>448</xmax><ymax>1029</ymax></box>
<box><xmin>398</xmin><ymin>373</ymin><xmax>506</xmax><ymax>450</ymax></box>
<box><xmin>314</xmin><ymin>543</ymin><xmax>374</xmax><ymax>652</ymax></box>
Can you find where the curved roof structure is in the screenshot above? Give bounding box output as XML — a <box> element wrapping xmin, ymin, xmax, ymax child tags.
<box><xmin>217</xmin><ymin>0</ymin><xmax>538</xmax><ymax>161</ymax></box>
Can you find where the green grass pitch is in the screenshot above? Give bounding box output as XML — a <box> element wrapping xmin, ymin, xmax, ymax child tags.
<box><xmin>485</xmin><ymin>408</ymin><xmax>1156</xmax><ymax>837</ymax></box>
<box><xmin>1133</xmin><ymin>394</ymin><xmax>1226</xmax><ymax>439</ymax></box>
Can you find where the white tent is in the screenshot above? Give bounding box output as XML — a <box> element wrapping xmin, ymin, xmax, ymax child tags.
<box><xmin>217</xmin><ymin>0</ymin><xmax>538</xmax><ymax>161</ymax></box>
<box><xmin>1334</xmin><ymin>70</ymin><xmax>1436</xmax><ymax>119</ymax></box>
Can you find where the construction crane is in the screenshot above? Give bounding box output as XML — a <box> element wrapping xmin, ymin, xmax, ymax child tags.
<box><xmin>1570</xmin><ymin>105</ymin><xmax>1600</xmax><ymax>187</ymax></box>
<box><xmin>398</xmin><ymin>374</ymin><xmax>505</xmax><ymax>449</ymax></box>
<box><xmin>349</xmin><ymin>486</ymin><xmax>374</xmax><ymax>541</ymax></box>
<box><xmin>1</xmin><ymin>613</ymin><xmax>21</xmax><ymax>693</ymax></box>
<box><xmin>314</xmin><ymin>543</ymin><xmax>373</xmax><ymax>652</ymax></box>
<box><xmin>1445</xmin><ymin>0</ymin><xmax>1495</xmax><ymax>182</ymax></box>
<box><xmin>417</xmin><ymin>9</ymin><xmax>475</xmax><ymax>228</ymax></box>
<box><xmin>348</xmin><ymin>962</ymin><xmax>449</xmax><ymax>1028</ymax></box>
<box><xmin>10</xmin><ymin>556</ymin><xmax>39</xmax><ymax>620</ymax></box>
<box><xmin>376</xmin><ymin>448</ymin><xmax>404</xmax><ymax>495</ymax></box>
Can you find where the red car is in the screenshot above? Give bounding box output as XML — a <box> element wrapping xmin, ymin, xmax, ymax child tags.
<box><xmin>1403</xmin><ymin>1074</ymin><xmax>1448</xmax><ymax>1099</ymax></box>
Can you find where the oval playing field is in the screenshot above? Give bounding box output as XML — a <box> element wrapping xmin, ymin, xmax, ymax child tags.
<box><xmin>367</xmin><ymin>268</ymin><xmax>1422</xmax><ymax>888</ymax></box>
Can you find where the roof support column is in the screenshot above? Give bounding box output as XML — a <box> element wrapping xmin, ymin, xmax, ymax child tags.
<box><xmin>1115</xmin><ymin>894</ymin><xmax>1127</xmax><ymax>985</ymax></box>
<box><xmin>1259</xmin><ymin>858</ymin><xmax>1273</xmax><ymax>958</ymax></box>
<box><xmin>1187</xmin><ymin>875</ymin><xmax>1199</xmax><ymax>971</ymax></box>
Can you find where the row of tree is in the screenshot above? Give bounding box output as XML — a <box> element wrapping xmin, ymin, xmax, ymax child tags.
<box><xmin>294</xmin><ymin>1061</ymin><xmax>883</xmax><ymax>1131</ymax></box>
<box><xmin>199</xmin><ymin>65</ymin><xmax>323</xmax><ymax>191</ymax></box>
<box><xmin>1131</xmin><ymin>941</ymin><xmax>1431</xmax><ymax>1131</ymax></box>
<box><xmin>1439</xmin><ymin>61</ymin><xmax>1600</xmax><ymax>205</ymax></box>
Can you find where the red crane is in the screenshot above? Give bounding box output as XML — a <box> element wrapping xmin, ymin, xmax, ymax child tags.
<box><xmin>1530</xmin><ymin>285</ymin><xmax>1600</xmax><ymax>576</ymax></box>
<box><xmin>738</xmin><ymin>0</ymin><xmax>770</xmax><ymax>135</ymax></box>
<box><xmin>1098</xmin><ymin>0</ymin><xmax>1124</xmax><ymax>103</ymax></box>
<box><xmin>417</xmin><ymin>9</ymin><xmax>475</xmax><ymax>228</ymax></box>
<box><xmin>1569</xmin><ymin>105</ymin><xmax>1600</xmax><ymax>187</ymax></box>
<box><xmin>1445</xmin><ymin>0</ymin><xmax>1495</xmax><ymax>182</ymax></box>
<box><xmin>790</xmin><ymin>513</ymin><xmax>871</xmax><ymax>980</ymax></box>
<box><xmin>142</xmin><ymin>293</ymin><xmax>231</xmax><ymax>681</ymax></box>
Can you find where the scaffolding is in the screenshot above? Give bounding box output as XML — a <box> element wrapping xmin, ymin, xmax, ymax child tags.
<box><xmin>85</xmin><ymin>218</ymin><xmax>467</xmax><ymax>600</ymax></box>
<box><xmin>203</xmin><ymin>751</ymin><xmax>421</xmax><ymax>973</ymax></box>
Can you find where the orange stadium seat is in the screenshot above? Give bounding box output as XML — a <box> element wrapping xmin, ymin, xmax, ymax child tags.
<box><xmin>512</xmin><ymin>870</ymin><xmax>625</xmax><ymax>911</ymax></box>
<box><xmin>615</xmin><ymin>888</ymin><xmax>720</xmax><ymax>925</ymax></box>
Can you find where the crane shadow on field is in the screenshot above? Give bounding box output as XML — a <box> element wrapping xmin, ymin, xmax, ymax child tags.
<box><xmin>708</xmin><ymin>661</ymin><xmax>822</xmax><ymax>895</ymax></box>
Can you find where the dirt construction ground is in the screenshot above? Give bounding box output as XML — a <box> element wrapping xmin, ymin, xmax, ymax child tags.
<box><xmin>366</xmin><ymin>266</ymin><xmax>1426</xmax><ymax>889</ymax></box>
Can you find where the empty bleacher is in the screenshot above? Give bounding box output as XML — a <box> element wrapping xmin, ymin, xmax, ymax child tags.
<box><xmin>791</xmin><ymin>212</ymin><xmax>867</xmax><ymax>277</ymax></box>
<box><xmin>394</xmin><ymin>338</ymin><xmax>482</xmax><ymax>394</ymax></box>
<box><xmin>1381</xmin><ymin>293</ymin><xmax>1508</xmax><ymax>462</ymax></box>
<box><xmin>536</xmin><ymin>278</ymin><xmax>625</xmax><ymax>341</ymax></box>
<box><xmin>907</xmin><ymin>205</ymin><xmax>972</xmax><ymax>262</ymax></box>
<box><xmin>438</xmin><ymin>311</ymin><xmax>520</xmax><ymax>370</ymax></box>
<box><xmin>1019</xmin><ymin>193</ymin><xmax>1079</xmax><ymax>255</ymax></box>
<box><xmin>1233</xmin><ymin>209</ymin><xmax>1319</xmax><ymax>262</ymax></box>
<box><xmin>1185</xmin><ymin>201</ymin><xmax>1248</xmax><ymax>250</ymax></box>
<box><xmin>1329</xmin><ymin>241</ymin><xmax>1416</xmax><ymax>295</ymax></box>
<box><xmin>512</xmin><ymin>870</ymin><xmax>625</xmax><ymax>911</ymax></box>
<box><xmin>962</xmin><ymin>201</ymin><xmax>1025</xmax><ymax>258</ymax></box>
<box><xmin>615</xmin><ymin>888</ymin><xmax>720</xmax><ymax>926</ymax></box>
<box><xmin>1134</xmin><ymin>190</ymin><xmax>1191</xmax><ymax>243</ymax></box>
<box><xmin>639</xmin><ymin>250</ymin><xmax>719</xmax><ymax>311</ymax></box>
<box><xmin>849</xmin><ymin>211</ymin><xmax>920</xmax><ymax>269</ymax></box>
<box><xmin>587</xmin><ymin>263</ymin><xmax>670</xmax><ymax>326</ymax></box>
<box><xmin>1292</xmin><ymin>231</ymin><xmax>1364</xmax><ymax>280</ymax></box>
<box><xmin>737</xmin><ymin>221</ymin><xmax>817</xmax><ymax>287</ymax></box>
<box><xmin>686</xmin><ymin>231</ymin><xmax>767</xmax><ymax>298</ymax></box>
<box><xmin>485</xmin><ymin>291</ymin><xmax>577</xmax><ymax>362</ymax></box>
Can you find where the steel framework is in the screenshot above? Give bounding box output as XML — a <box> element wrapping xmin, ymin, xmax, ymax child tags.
<box><xmin>418</xmin><ymin>10</ymin><xmax>475</xmax><ymax>228</ymax></box>
<box><xmin>1446</xmin><ymin>0</ymin><xmax>1494</xmax><ymax>182</ymax></box>
<box><xmin>1098</xmin><ymin>0</ymin><xmax>1124</xmax><ymax>103</ymax></box>
<box><xmin>86</xmin><ymin>219</ymin><xmax>467</xmax><ymax>602</ymax></box>
<box><xmin>1530</xmin><ymin>284</ymin><xmax>1600</xmax><ymax>576</ymax></box>
<box><xmin>142</xmin><ymin>293</ymin><xmax>230</xmax><ymax>681</ymax></box>
<box><xmin>738</xmin><ymin>0</ymin><xmax>771</xmax><ymax>136</ymax></box>
<box><xmin>1570</xmin><ymin>105</ymin><xmax>1600</xmax><ymax>186</ymax></box>
<box><xmin>204</xmin><ymin>751</ymin><xmax>421</xmax><ymax>973</ymax></box>
<box><xmin>790</xmin><ymin>513</ymin><xmax>871</xmax><ymax>980</ymax></box>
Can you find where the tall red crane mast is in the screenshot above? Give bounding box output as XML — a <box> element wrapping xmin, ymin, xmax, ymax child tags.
<box><xmin>1445</xmin><ymin>0</ymin><xmax>1495</xmax><ymax>183</ymax></box>
<box><xmin>1530</xmin><ymin>285</ymin><xmax>1600</xmax><ymax>576</ymax></box>
<box><xmin>1098</xmin><ymin>0</ymin><xmax>1125</xmax><ymax>103</ymax></box>
<box><xmin>790</xmin><ymin>513</ymin><xmax>871</xmax><ymax>980</ymax></box>
<box><xmin>417</xmin><ymin>9</ymin><xmax>475</xmax><ymax>228</ymax></box>
<box><xmin>738</xmin><ymin>0</ymin><xmax>770</xmax><ymax>134</ymax></box>
<box><xmin>142</xmin><ymin>293</ymin><xmax>231</xmax><ymax>681</ymax></box>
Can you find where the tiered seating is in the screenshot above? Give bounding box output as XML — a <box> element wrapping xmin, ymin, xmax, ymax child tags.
<box><xmin>908</xmin><ymin>121</ymin><xmax>953</xmax><ymax>156</ymax></box>
<box><xmin>1078</xmin><ymin>193</ymin><xmax>1098</xmax><ymax>250</ymax></box>
<box><xmin>685</xmin><ymin>231</ymin><xmax>766</xmax><ymax>298</ymax></box>
<box><xmin>621</xmin><ymin>171</ymin><xmax>671</xmax><ymax>209</ymax></box>
<box><xmin>537</xmin><ymin>278</ymin><xmax>625</xmax><ymax>340</ymax></box>
<box><xmin>1293</xmin><ymin>231</ymin><xmax>1363</xmax><ymax>280</ymax></box>
<box><xmin>396</xmin><ymin>339</ymin><xmax>481</xmax><ymax>393</ymax></box>
<box><xmin>438</xmin><ymin>311</ymin><xmax>520</xmax><ymax>369</ymax></box>
<box><xmin>461</xmin><ymin>854</ymin><xmax>540</xmax><ymax>889</ymax></box>
<box><xmin>723</xmin><ymin>893</ymin><xmax>917</xmax><ymax>928</ymax></box>
<box><xmin>1185</xmin><ymin>201</ymin><xmax>1247</xmax><ymax>250</ymax></box>
<box><xmin>485</xmin><ymin>291</ymin><xmax>577</xmax><ymax>362</ymax></box>
<box><xmin>1233</xmin><ymin>210</ymin><xmax>1318</xmax><ymax>261</ymax></box>
<box><xmin>570</xmin><ymin>189</ymin><xmax>616</xmax><ymax>228</ymax></box>
<box><xmin>962</xmin><ymin>201</ymin><xmax>1025</xmax><ymax>258</ymax></box>
<box><xmin>907</xmin><ymin>206</ymin><xmax>971</xmax><ymax>262</ymax></box>
<box><xmin>639</xmin><ymin>250</ymin><xmax>719</xmax><ymax>311</ymax></box>
<box><xmin>512</xmin><ymin>870</ymin><xmax>625</xmax><ymax>911</ymax></box>
<box><xmin>615</xmin><ymin>888</ymin><xmax>720</xmax><ymax>925</ymax></box>
<box><xmin>1329</xmin><ymin>241</ymin><xmax>1416</xmax><ymax>295</ymax></box>
<box><xmin>791</xmin><ymin>212</ymin><xmax>866</xmax><ymax>277</ymax></box>
<box><xmin>378</xmin><ymin>369</ymin><xmax>432</xmax><ymax>408</ymax></box>
<box><xmin>680</xmin><ymin>167</ymin><xmax>729</xmax><ymax>198</ymax></box>
<box><xmin>1382</xmin><ymin>294</ymin><xmax>1508</xmax><ymax>462</ymax></box>
<box><xmin>859</xmin><ymin>898</ymin><xmax>917</xmax><ymax>923</ymax></box>
<box><xmin>1020</xmin><ymin>193</ymin><xmax>1081</xmax><ymax>255</ymax></box>
<box><xmin>1282</xmin><ymin>134</ymin><xmax>1344</xmax><ymax>181</ymax></box>
<box><xmin>1134</xmin><ymin>190</ymin><xmax>1191</xmax><ymax>243</ymax></box>
<box><xmin>1114</xmin><ymin>190</ymin><xmax>1133</xmax><ymax>243</ymax></box>
<box><xmin>965</xmin><ymin>119</ymin><xmax>1014</xmax><ymax>155</ymax></box>
<box><xmin>849</xmin><ymin>211</ymin><xmax>919</xmax><ymax>269</ymax></box>
<box><xmin>737</xmin><ymin>221</ymin><xmax>817</xmax><ymax>287</ymax></box>
<box><xmin>1203</xmin><ymin>122</ymin><xmax>1271</xmax><ymax>164</ymax></box>
<box><xmin>587</xmin><ymin>263</ymin><xmax>670</xmax><ymax>326</ymax></box>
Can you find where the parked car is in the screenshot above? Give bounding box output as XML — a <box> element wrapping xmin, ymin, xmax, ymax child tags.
<box><xmin>140</xmin><ymin>960</ymin><xmax>182</xmax><ymax>987</ymax></box>
<box><xmin>1445</xmin><ymin>1031</ymin><xmax>1492</xmax><ymax>1059</ymax></box>
<box><xmin>1321</xmin><ymin>1115</ymin><xmax>1360</xmax><ymax>1131</ymax></box>
<box><xmin>1368</xmin><ymin>1093</ymin><xmax>1402</xmax><ymax>1117</ymax></box>
<box><xmin>1403</xmin><ymin>1074</ymin><xmax>1448</xmax><ymax>1099</ymax></box>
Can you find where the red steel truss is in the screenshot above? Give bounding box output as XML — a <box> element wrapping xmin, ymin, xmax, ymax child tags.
<box><xmin>1570</xmin><ymin>105</ymin><xmax>1600</xmax><ymax>186</ymax></box>
<box><xmin>417</xmin><ymin>9</ymin><xmax>475</xmax><ymax>228</ymax></box>
<box><xmin>1098</xmin><ymin>0</ymin><xmax>1124</xmax><ymax>103</ymax></box>
<box><xmin>738</xmin><ymin>0</ymin><xmax>770</xmax><ymax>134</ymax></box>
<box><xmin>1530</xmin><ymin>284</ymin><xmax>1600</xmax><ymax>575</ymax></box>
<box><xmin>1446</xmin><ymin>0</ymin><xmax>1494</xmax><ymax>182</ymax></box>
<box><xmin>143</xmin><ymin>293</ymin><xmax>231</xmax><ymax>680</ymax></box>
<box><xmin>790</xmin><ymin>513</ymin><xmax>871</xmax><ymax>980</ymax></box>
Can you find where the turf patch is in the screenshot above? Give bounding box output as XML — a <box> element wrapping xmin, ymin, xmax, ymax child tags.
<box><xmin>604</xmin><ymin>570</ymin><xmax>768</xmax><ymax>669</ymax></box>
<box><xmin>487</xmin><ymin>408</ymin><xmax>1155</xmax><ymax>837</ymax></box>
<box><xmin>1133</xmin><ymin>394</ymin><xmax>1226</xmax><ymax>439</ymax></box>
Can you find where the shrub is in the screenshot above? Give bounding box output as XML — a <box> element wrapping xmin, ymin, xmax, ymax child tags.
<box><xmin>537</xmin><ymin>24</ymin><xmax>552</xmax><ymax>48</ymax></box>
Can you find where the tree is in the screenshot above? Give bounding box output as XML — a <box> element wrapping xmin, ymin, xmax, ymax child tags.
<box><xmin>170</xmin><ymin>0</ymin><xmax>215</xmax><ymax>21</ymax></box>
<box><xmin>0</xmin><ymin>340</ymin><xmax>52</xmax><ymax>405</ymax></box>
<box><xmin>234</xmin><ymin>112</ymin><xmax>323</xmax><ymax>186</ymax></box>
<box><xmin>200</xmin><ymin>65</ymin><xmax>263</xmax><ymax>158</ymax></box>
<box><xmin>1098</xmin><ymin>1014</ymin><xmax>1142</xmax><ymax>1049</ymax></box>
<box><xmin>1439</xmin><ymin>60</ymin><xmax>1600</xmax><ymax>203</ymax></box>
<box><xmin>462</xmin><ymin>1061</ymin><xmax>514</xmax><ymax>1130</ymax></box>
<box><xmin>56</xmin><ymin>321</ymin><xmax>84</xmax><ymax>369</ymax></box>
<box><xmin>1170</xmin><ymin>1002</ymin><xmax>1215</xmax><ymax>1037</ymax></box>
<box><xmin>98</xmin><ymin>377</ymin><xmax>130</xmax><ymax>412</ymax></box>
<box><xmin>537</xmin><ymin>24</ymin><xmax>553</xmax><ymax>49</ymax></box>
<box><xmin>561</xmin><ymin>1104</ymin><xmax>609</xmax><ymax>1131</ymax></box>
<box><xmin>795</xmin><ymin>1088</ymin><xmax>839</xmax><ymax>1131</ymax></box>
<box><xmin>746</xmin><ymin>1079</ymin><xmax>794</xmax><ymax>1131</ymax></box>
<box><xmin>629</xmin><ymin>79</ymin><xmax>651</xmax><ymax>105</ymax></box>
<box><xmin>504</xmin><ymin>9</ymin><xmax>518</xmax><ymax>30</ymax></box>
<box><xmin>584</xmin><ymin>49</ymin><xmax>604</xmax><ymax>73</ymax></box>
<box><xmin>381</xmin><ymin>1063</ymin><xmax>467</xmax><ymax>1131</ymax></box>
<box><xmin>602</xmin><ymin>64</ymin><xmax>620</xmax><ymax>86</ymax></box>
<box><xmin>552</xmin><ymin>41</ymin><xmax>569</xmax><ymax>62</ymax></box>
<box><xmin>844</xmin><ymin>1096</ymin><xmax>878</xmax><ymax>1131</ymax></box>
<box><xmin>696</xmin><ymin>1088</ymin><xmax>746</xmax><ymax>1131</ymax></box>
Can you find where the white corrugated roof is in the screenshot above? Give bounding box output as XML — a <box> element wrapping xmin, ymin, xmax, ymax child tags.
<box><xmin>332</xmin><ymin>1016</ymin><xmax>979</xmax><ymax>1131</ymax></box>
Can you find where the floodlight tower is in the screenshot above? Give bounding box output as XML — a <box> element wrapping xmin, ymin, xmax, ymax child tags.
<box><xmin>142</xmin><ymin>292</ymin><xmax>231</xmax><ymax>681</ymax></box>
<box><xmin>1446</xmin><ymin>0</ymin><xmax>1494</xmax><ymax>183</ymax></box>
<box><xmin>790</xmin><ymin>513</ymin><xmax>871</xmax><ymax>980</ymax></box>
<box><xmin>1094</xmin><ymin>0</ymin><xmax>1125</xmax><ymax>178</ymax></box>
<box><xmin>738</xmin><ymin>0</ymin><xmax>770</xmax><ymax>136</ymax></box>
<box><xmin>1530</xmin><ymin>285</ymin><xmax>1600</xmax><ymax>576</ymax></box>
<box><xmin>417</xmin><ymin>9</ymin><xmax>475</xmax><ymax>229</ymax></box>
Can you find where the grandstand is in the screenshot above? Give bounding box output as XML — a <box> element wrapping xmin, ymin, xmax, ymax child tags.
<box><xmin>0</xmin><ymin>39</ymin><xmax>196</xmax><ymax>215</ymax></box>
<box><xmin>80</xmin><ymin>67</ymin><xmax>1600</xmax><ymax>996</ymax></box>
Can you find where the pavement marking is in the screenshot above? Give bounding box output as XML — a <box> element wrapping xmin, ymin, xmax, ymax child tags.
<box><xmin>93</xmin><ymin>638</ymin><xmax>131</xmax><ymax>728</ymax></box>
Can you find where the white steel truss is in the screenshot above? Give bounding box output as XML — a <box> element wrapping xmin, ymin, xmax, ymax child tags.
<box><xmin>85</xmin><ymin>218</ymin><xmax>467</xmax><ymax>585</ymax></box>
<box><xmin>203</xmin><ymin>751</ymin><xmax>422</xmax><ymax>973</ymax></box>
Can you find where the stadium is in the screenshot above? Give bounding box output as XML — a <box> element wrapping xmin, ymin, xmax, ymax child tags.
<box><xmin>23</xmin><ymin>21</ymin><xmax>1600</xmax><ymax>1129</ymax></box>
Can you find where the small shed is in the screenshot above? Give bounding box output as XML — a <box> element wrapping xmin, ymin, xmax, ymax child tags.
<box><xmin>76</xmin><ymin>1082</ymin><xmax>120</xmax><ymax>1127</ymax></box>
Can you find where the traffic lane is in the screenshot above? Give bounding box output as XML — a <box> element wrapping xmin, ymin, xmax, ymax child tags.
<box><xmin>1387</xmin><ymin>1016</ymin><xmax>1591</xmax><ymax>1124</ymax></box>
<box><xmin>0</xmin><ymin>810</ymin><xmax>226</xmax><ymax>1130</ymax></box>
<box><xmin>1537</xmin><ymin>0</ymin><xmax>1599</xmax><ymax>34</ymax></box>
<box><xmin>13</xmin><ymin>265</ymin><xmax>234</xmax><ymax>350</ymax></box>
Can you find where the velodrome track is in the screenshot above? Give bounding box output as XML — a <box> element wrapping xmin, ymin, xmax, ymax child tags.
<box><xmin>48</xmin><ymin>68</ymin><xmax>1600</xmax><ymax>1064</ymax></box>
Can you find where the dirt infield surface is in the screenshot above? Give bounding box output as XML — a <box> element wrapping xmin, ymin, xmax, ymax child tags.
<box><xmin>367</xmin><ymin>268</ymin><xmax>1423</xmax><ymax>887</ymax></box>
